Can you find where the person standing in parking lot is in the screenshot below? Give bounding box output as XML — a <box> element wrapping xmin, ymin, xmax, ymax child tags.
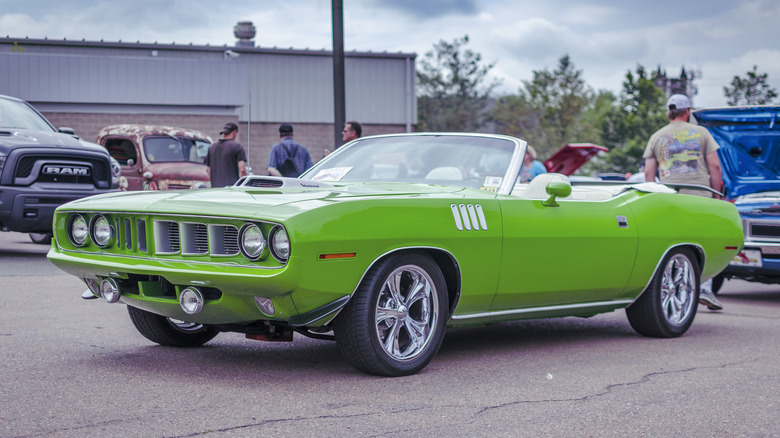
<box><xmin>643</xmin><ymin>94</ymin><xmax>724</xmax><ymax>311</ymax></box>
<box><xmin>205</xmin><ymin>122</ymin><xmax>248</xmax><ymax>187</ymax></box>
<box><xmin>342</xmin><ymin>121</ymin><xmax>362</xmax><ymax>144</ymax></box>
<box><xmin>267</xmin><ymin>123</ymin><xmax>313</xmax><ymax>177</ymax></box>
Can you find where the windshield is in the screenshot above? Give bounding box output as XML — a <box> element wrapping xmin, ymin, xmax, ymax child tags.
<box><xmin>306</xmin><ymin>134</ymin><xmax>519</xmax><ymax>190</ymax></box>
<box><xmin>0</xmin><ymin>98</ymin><xmax>55</xmax><ymax>132</ymax></box>
<box><xmin>144</xmin><ymin>136</ymin><xmax>210</xmax><ymax>163</ymax></box>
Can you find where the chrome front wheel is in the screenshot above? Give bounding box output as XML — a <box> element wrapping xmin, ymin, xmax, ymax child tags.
<box><xmin>374</xmin><ymin>264</ymin><xmax>439</xmax><ymax>362</ymax></box>
<box><xmin>626</xmin><ymin>248</ymin><xmax>700</xmax><ymax>338</ymax></box>
<box><xmin>334</xmin><ymin>252</ymin><xmax>448</xmax><ymax>376</ymax></box>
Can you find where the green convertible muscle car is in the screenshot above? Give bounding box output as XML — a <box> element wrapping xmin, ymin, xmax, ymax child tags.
<box><xmin>48</xmin><ymin>133</ymin><xmax>744</xmax><ymax>376</ymax></box>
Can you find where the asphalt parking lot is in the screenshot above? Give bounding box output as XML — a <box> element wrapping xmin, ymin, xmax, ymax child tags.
<box><xmin>1</xmin><ymin>231</ymin><xmax>778</xmax><ymax>437</ymax></box>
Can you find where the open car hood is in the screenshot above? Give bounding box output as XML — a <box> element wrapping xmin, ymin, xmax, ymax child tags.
<box><xmin>543</xmin><ymin>143</ymin><xmax>608</xmax><ymax>176</ymax></box>
<box><xmin>693</xmin><ymin>106</ymin><xmax>780</xmax><ymax>199</ymax></box>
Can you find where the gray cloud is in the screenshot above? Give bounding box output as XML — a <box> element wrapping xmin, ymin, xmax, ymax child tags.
<box><xmin>368</xmin><ymin>0</ymin><xmax>479</xmax><ymax>18</ymax></box>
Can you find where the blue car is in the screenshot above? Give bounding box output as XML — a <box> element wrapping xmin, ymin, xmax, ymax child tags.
<box><xmin>694</xmin><ymin>106</ymin><xmax>780</xmax><ymax>289</ymax></box>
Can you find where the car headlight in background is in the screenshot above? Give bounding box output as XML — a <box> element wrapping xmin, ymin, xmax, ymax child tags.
<box><xmin>239</xmin><ymin>223</ymin><xmax>265</xmax><ymax>260</ymax></box>
<box><xmin>69</xmin><ymin>214</ymin><xmax>89</xmax><ymax>246</ymax></box>
<box><xmin>90</xmin><ymin>214</ymin><xmax>113</xmax><ymax>247</ymax></box>
<box><xmin>269</xmin><ymin>226</ymin><xmax>290</xmax><ymax>262</ymax></box>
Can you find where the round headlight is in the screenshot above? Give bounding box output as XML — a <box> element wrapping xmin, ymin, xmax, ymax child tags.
<box><xmin>90</xmin><ymin>214</ymin><xmax>112</xmax><ymax>248</ymax></box>
<box><xmin>70</xmin><ymin>214</ymin><xmax>89</xmax><ymax>246</ymax></box>
<box><xmin>270</xmin><ymin>226</ymin><xmax>290</xmax><ymax>262</ymax></box>
<box><xmin>239</xmin><ymin>223</ymin><xmax>265</xmax><ymax>260</ymax></box>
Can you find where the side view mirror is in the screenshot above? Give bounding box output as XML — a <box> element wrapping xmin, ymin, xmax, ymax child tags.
<box><xmin>543</xmin><ymin>180</ymin><xmax>572</xmax><ymax>207</ymax></box>
<box><xmin>127</xmin><ymin>158</ymin><xmax>135</xmax><ymax>167</ymax></box>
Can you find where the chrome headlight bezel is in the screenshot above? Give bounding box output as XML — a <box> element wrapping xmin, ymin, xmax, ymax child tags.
<box><xmin>90</xmin><ymin>214</ymin><xmax>113</xmax><ymax>248</ymax></box>
<box><xmin>239</xmin><ymin>223</ymin><xmax>266</xmax><ymax>261</ymax></box>
<box><xmin>68</xmin><ymin>214</ymin><xmax>89</xmax><ymax>247</ymax></box>
<box><xmin>269</xmin><ymin>226</ymin><xmax>290</xmax><ymax>262</ymax></box>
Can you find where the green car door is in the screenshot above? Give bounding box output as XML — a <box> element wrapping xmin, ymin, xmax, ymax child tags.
<box><xmin>493</xmin><ymin>192</ymin><xmax>639</xmax><ymax>309</ymax></box>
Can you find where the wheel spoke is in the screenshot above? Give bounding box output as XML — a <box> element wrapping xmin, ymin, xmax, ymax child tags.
<box><xmin>386</xmin><ymin>273</ymin><xmax>404</xmax><ymax>307</ymax></box>
<box><xmin>405</xmin><ymin>277</ymin><xmax>429</xmax><ymax>308</ymax></box>
<box><xmin>375</xmin><ymin>305</ymin><xmax>399</xmax><ymax>325</ymax></box>
<box><xmin>383</xmin><ymin>317</ymin><xmax>403</xmax><ymax>356</ymax></box>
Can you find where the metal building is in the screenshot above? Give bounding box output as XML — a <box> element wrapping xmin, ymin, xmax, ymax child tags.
<box><xmin>0</xmin><ymin>22</ymin><xmax>416</xmax><ymax>170</ymax></box>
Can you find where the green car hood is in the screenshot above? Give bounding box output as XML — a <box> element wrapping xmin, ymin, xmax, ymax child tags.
<box><xmin>61</xmin><ymin>182</ymin><xmax>469</xmax><ymax>221</ymax></box>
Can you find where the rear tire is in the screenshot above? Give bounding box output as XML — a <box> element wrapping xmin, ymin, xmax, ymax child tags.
<box><xmin>334</xmin><ymin>252</ymin><xmax>448</xmax><ymax>376</ymax></box>
<box><xmin>626</xmin><ymin>248</ymin><xmax>699</xmax><ymax>338</ymax></box>
<box><xmin>127</xmin><ymin>306</ymin><xmax>218</xmax><ymax>347</ymax></box>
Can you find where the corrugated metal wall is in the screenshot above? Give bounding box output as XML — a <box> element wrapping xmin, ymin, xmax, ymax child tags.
<box><xmin>0</xmin><ymin>39</ymin><xmax>416</xmax><ymax>127</ymax></box>
<box><xmin>1</xmin><ymin>52</ymin><xmax>244</xmax><ymax>106</ymax></box>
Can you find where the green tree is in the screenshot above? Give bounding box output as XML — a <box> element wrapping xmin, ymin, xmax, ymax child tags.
<box><xmin>598</xmin><ymin>65</ymin><xmax>667</xmax><ymax>173</ymax></box>
<box><xmin>492</xmin><ymin>55</ymin><xmax>599</xmax><ymax>157</ymax></box>
<box><xmin>416</xmin><ymin>35</ymin><xmax>498</xmax><ymax>131</ymax></box>
<box><xmin>723</xmin><ymin>65</ymin><xmax>778</xmax><ymax>105</ymax></box>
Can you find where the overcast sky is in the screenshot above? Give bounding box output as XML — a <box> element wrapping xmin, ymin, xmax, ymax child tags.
<box><xmin>2</xmin><ymin>0</ymin><xmax>779</xmax><ymax>108</ymax></box>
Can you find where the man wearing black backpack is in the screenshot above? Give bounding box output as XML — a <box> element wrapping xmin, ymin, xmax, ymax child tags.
<box><xmin>267</xmin><ymin>123</ymin><xmax>313</xmax><ymax>178</ymax></box>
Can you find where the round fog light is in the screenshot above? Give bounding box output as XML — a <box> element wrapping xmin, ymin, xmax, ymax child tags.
<box><xmin>180</xmin><ymin>287</ymin><xmax>204</xmax><ymax>315</ymax></box>
<box><xmin>99</xmin><ymin>278</ymin><xmax>121</xmax><ymax>303</ymax></box>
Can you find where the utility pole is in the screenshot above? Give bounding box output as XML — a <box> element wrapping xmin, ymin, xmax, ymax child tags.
<box><xmin>332</xmin><ymin>0</ymin><xmax>346</xmax><ymax>150</ymax></box>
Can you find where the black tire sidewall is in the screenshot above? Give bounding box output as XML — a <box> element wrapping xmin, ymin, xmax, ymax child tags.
<box><xmin>127</xmin><ymin>306</ymin><xmax>218</xmax><ymax>347</ymax></box>
<box><xmin>335</xmin><ymin>252</ymin><xmax>448</xmax><ymax>376</ymax></box>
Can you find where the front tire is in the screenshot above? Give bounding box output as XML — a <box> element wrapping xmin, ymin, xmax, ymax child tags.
<box><xmin>29</xmin><ymin>232</ymin><xmax>52</xmax><ymax>244</ymax></box>
<box><xmin>626</xmin><ymin>248</ymin><xmax>699</xmax><ymax>338</ymax></box>
<box><xmin>334</xmin><ymin>252</ymin><xmax>448</xmax><ymax>376</ymax></box>
<box><xmin>127</xmin><ymin>306</ymin><xmax>218</xmax><ymax>347</ymax></box>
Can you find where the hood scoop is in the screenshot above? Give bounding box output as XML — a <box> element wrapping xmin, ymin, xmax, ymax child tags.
<box><xmin>234</xmin><ymin>176</ymin><xmax>334</xmax><ymax>189</ymax></box>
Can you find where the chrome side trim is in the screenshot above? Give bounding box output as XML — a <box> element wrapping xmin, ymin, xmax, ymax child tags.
<box><xmin>450</xmin><ymin>204</ymin><xmax>463</xmax><ymax>231</ymax></box>
<box><xmin>467</xmin><ymin>204</ymin><xmax>479</xmax><ymax>229</ymax></box>
<box><xmin>459</xmin><ymin>204</ymin><xmax>471</xmax><ymax>230</ymax></box>
<box><xmin>56</xmin><ymin>249</ymin><xmax>283</xmax><ymax>270</ymax></box>
<box><xmin>452</xmin><ymin>299</ymin><xmax>635</xmax><ymax>321</ymax></box>
<box><xmin>451</xmin><ymin>203</ymin><xmax>489</xmax><ymax>231</ymax></box>
<box><xmin>475</xmin><ymin>205</ymin><xmax>488</xmax><ymax>230</ymax></box>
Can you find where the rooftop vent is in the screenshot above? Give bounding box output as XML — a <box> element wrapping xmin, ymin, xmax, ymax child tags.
<box><xmin>234</xmin><ymin>21</ymin><xmax>256</xmax><ymax>47</ymax></box>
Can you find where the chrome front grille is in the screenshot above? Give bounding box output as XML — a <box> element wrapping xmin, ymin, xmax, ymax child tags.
<box><xmin>59</xmin><ymin>212</ymin><xmax>281</xmax><ymax>265</ymax></box>
<box><xmin>154</xmin><ymin>220</ymin><xmax>181</xmax><ymax>254</ymax></box>
<box><xmin>181</xmin><ymin>222</ymin><xmax>209</xmax><ymax>255</ymax></box>
<box><xmin>153</xmin><ymin>220</ymin><xmax>243</xmax><ymax>256</ymax></box>
<box><xmin>209</xmin><ymin>224</ymin><xmax>240</xmax><ymax>255</ymax></box>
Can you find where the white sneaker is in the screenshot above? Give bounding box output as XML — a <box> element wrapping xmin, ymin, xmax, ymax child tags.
<box><xmin>699</xmin><ymin>279</ymin><xmax>723</xmax><ymax>311</ymax></box>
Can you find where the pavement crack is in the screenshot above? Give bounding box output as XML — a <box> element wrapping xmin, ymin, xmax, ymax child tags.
<box><xmin>166</xmin><ymin>406</ymin><xmax>427</xmax><ymax>437</ymax></box>
<box><xmin>474</xmin><ymin>357</ymin><xmax>763</xmax><ymax>416</ymax></box>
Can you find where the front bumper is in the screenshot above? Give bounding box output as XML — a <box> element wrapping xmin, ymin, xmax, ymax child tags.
<box><xmin>0</xmin><ymin>184</ymin><xmax>115</xmax><ymax>233</ymax></box>
<box><xmin>47</xmin><ymin>246</ymin><xmax>347</xmax><ymax>326</ymax></box>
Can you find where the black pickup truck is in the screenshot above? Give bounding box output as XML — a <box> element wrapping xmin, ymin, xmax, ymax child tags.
<box><xmin>0</xmin><ymin>94</ymin><xmax>119</xmax><ymax>243</ymax></box>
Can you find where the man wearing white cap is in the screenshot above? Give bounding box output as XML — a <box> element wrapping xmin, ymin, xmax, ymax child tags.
<box><xmin>643</xmin><ymin>93</ymin><xmax>725</xmax><ymax>310</ymax></box>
